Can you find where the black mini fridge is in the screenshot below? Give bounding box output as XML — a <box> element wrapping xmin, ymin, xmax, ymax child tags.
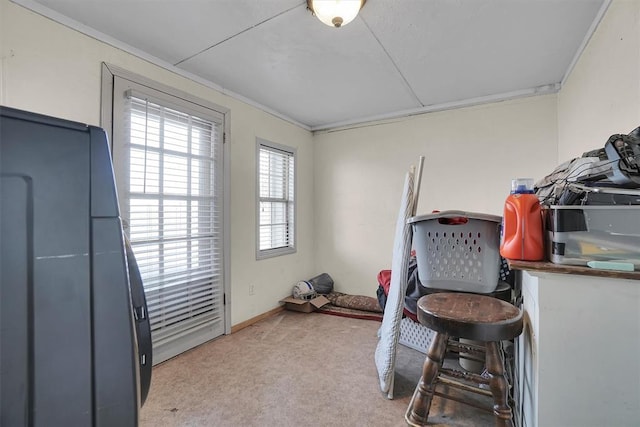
<box><xmin>0</xmin><ymin>106</ymin><xmax>152</xmax><ymax>426</ymax></box>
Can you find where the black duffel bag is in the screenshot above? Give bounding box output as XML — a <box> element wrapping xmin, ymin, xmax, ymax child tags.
<box><xmin>307</xmin><ymin>273</ymin><xmax>334</xmax><ymax>294</ymax></box>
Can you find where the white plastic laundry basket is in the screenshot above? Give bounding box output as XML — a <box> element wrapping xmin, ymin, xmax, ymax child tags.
<box><xmin>408</xmin><ymin>210</ymin><xmax>502</xmax><ymax>294</ymax></box>
<box><xmin>399</xmin><ymin>317</ymin><xmax>435</xmax><ymax>353</ymax></box>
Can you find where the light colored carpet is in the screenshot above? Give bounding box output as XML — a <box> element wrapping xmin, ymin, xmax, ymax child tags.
<box><xmin>140</xmin><ymin>310</ymin><xmax>495</xmax><ymax>427</ymax></box>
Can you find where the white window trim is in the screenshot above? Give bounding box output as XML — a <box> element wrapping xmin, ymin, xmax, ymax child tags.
<box><xmin>100</xmin><ymin>63</ymin><xmax>232</xmax><ymax>338</ymax></box>
<box><xmin>256</xmin><ymin>138</ymin><xmax>297</xmax><ymax>260</ymax></box>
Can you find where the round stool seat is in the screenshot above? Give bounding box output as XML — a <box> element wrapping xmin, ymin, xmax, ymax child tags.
<box><xmin>417</xmin><ymin>293</ymin><xmax>523</xmax><ymax>342</ymax></box>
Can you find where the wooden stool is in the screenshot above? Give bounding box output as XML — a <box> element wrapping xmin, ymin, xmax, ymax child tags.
<box><xmin>405</xmin><ymin>292</ymin><xmax>523</xmax><ymax>427</ymax></box>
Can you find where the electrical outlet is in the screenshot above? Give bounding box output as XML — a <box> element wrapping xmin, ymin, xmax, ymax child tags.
<box><xmin>249</xmin><ymin>284</ymin><xmax>255</xmax><ymax>296</ymax></box>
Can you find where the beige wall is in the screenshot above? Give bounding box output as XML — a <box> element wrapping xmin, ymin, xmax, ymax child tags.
<box><xmin>0</xmin><ymin>0</ymin><xmax>316</xmax><ymax>326</ymax></box>
<box><xmin>313</xmin><ymin>95</ymin><xmax>558</xmax><ymax>297</ymax></box>
<box><xmin>558</xmin><ymin>0</ymin><xmax>640</xmax><ymax>161</ymax></box>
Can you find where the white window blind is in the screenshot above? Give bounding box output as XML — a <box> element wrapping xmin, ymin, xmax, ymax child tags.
<box><xmin>257</xmin><ymin>141</ymin><xmax>295</xmax><ymax>258</ymax></box>
<box><xmin>124</xmin><ymin>92</ymin><xmax>224</xmax><ymax>363</ymax></box>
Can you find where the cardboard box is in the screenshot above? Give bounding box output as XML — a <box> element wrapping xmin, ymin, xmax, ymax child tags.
<box><xmin>280</xmin><ymin>295</ymin><xmax>330</xmax><ymax>313</ymax></box>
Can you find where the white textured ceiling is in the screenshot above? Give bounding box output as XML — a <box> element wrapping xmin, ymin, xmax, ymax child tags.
<box><xmin>18</xmin><ymin>0</ymin><xmax>607</xmax><ymax>130</ymax></box>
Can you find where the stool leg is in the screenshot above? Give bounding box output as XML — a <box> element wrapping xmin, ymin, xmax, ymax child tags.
<box><xmin>405</xmin><ymin>332</ymin><xmax>449</xmax><ymax>426</ymax></box>
<box><xmin>485</xmin><ymin>341</ymin><xmax>513</xmax><ymax>427</ymax></box>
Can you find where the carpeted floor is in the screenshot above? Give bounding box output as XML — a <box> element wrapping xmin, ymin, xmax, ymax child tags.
<box><xmin>140</xmin><ymin>310</ymin><xmax>495</xmax><ymax>427</ymax></box>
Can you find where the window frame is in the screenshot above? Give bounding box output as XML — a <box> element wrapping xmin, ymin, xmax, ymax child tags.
<box><xmin>255</xmin><ymin>138</ymin><xmax>297</xmax><ymax>260</ymax></box>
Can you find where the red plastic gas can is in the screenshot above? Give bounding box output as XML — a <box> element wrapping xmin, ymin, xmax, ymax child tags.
<box><xmin>500</xmin><ymin>178</ymin><xmax>544</xmax><ymax>261</ymax></box>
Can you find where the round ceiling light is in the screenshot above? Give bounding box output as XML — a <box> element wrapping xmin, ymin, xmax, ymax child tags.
<box><xmin>307</xmin><ymin>0</ymin><xmax>367</xmax><ymax>28</ymax></box>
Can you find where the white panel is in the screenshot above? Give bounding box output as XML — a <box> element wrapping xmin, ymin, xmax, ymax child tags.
<box><xmin>178</xmin><ymin>5</ymin><xmax>421</xmax><ymax>127</ymax></box>
<box><xmin>520</xmin><ymin>270</ymin><xmax>640</xmax><ymax>427</ymax></box>
<box><xmin>23</xmin><ymin>0</ymin><xmax>607</xmax><ymax>129</ymax></box>
<box><xmin>32</xmin><ymin>0</ymin><xmax>303</xmax><ymax>64</ymax></box>
<box><xmin>361</xmin><ymin>0</ymin><xmax>605</xmax><ymax>106</ymax></box>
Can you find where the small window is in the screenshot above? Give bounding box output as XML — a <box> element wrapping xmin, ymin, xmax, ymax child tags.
<box><xmin>257</xmin><ymin>139</ymin><xmax>296</xmax><ymax>259</ymax></box>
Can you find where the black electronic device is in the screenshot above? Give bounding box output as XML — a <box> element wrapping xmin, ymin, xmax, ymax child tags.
<box><xmin>0</xmin><ymin>106</ymin><xmax>151</xmax><ymax>426</ymax></box>
<box><xmin>576</xmin><ymin>133</ymin><xmax>640</xmax><ymax>187</ymax></box>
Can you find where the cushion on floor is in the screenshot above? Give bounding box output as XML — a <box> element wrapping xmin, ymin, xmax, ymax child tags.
<box><xmin>325</xmin><ymin>292</ymin><xmax>383</xmax><ymax>313</ymax></box>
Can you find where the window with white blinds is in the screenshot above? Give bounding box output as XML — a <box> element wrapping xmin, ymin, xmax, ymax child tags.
<box><xmin>120</xmin><ymin>88</ymin><xmax>225</xmax><ymax>363</ymax></box>
<box><xmin>257</xmin><ymin>140</ymin><xmax>296</xmax><ymax>259</ymax></box>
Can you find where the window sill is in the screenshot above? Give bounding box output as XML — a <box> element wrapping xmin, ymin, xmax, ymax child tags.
<box><xmin>256</xmin><ymin>247</ymin><xmax>296</xmax><ymax>260</ymax></box>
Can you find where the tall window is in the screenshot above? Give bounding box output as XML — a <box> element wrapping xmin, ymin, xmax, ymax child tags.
<box><xmin>257</xmin><ymin>140</ymin><xmax>296</xmax><ymax>259</ymax></box>
<box><xmin>108</xmin><ymin>69</ymin><xmax>227</xmax><ymax>364</ymax></box>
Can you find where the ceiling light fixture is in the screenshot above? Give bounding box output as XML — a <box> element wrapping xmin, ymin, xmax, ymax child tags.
<box><xmin>306</xmin><ymin>0</ymin><xmax>367</xmax><ymax>28</ymax></box>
